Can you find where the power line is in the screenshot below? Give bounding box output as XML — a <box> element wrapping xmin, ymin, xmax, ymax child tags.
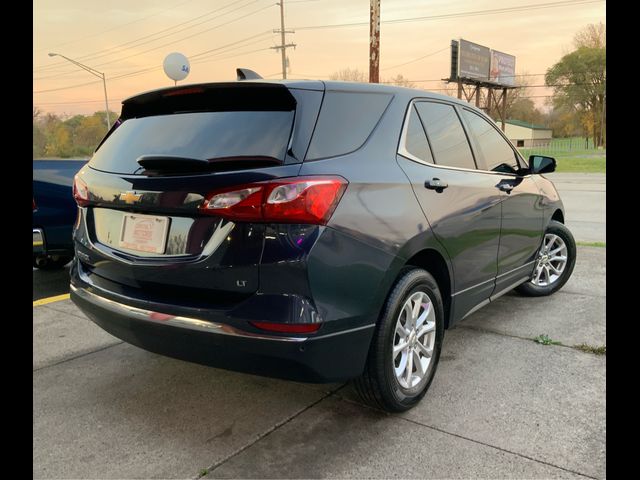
<box><xmin>381</xmin><ymin>46</ymin><xmax>448</xmax><ymax>71</ymax></box>
<box><xmin>192</xmin><ymin>46</ymin><xmax>274</xmax><ymax>66</ymax></box>
<box><xmin>293</xmin><ymin>0</ymin><xmax>604</xmax><ymax>30</ymax></box>
<box><xmin>35</xmin><ymin>29</ymin><xmax>273</xmax><ymax>82</ymax></box>
<box><xmin>90</xmin><ymin>3</ymin><xmax>276</xmax><ymax>69</ymax></box>
<box><xmin>34</xmin><ymin>0</ymin><xmax>267</xmax><ymax>74</ymax></box>
<box><xmin>36</xmin><ymin>98</ymin><xmax>125</xmax><ymax>106</ymax></box>
<box><xmin>34</xmin><ymin>0</ymin><xmax>201</xmax><ymax>54</ymax></box>
<box><xmin>190</xmin><ymin>30</ymin><xmax>273</xmax><ymax>58</ymax></box>
<box><xmin>36</xmin><ymin>0</ymin><xmax>265</xmax><ymax>80</ymax></box>
<box><xmin>34</xmin><ymin>41</ymin><xmax>274</xmax><ymax>94</ymax></box>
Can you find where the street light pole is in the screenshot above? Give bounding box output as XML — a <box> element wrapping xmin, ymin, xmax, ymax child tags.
<box><xmin>48</xmin><ymin>53</ymin><xmax>111</xmax><ymax>130</ymax></box>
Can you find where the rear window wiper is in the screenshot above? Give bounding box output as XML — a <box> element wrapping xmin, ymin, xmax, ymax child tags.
<box><xmin>136</xmin><ymin>154</ymin><xmax>283</xmax><ymax>175</ymax></box>
<box><xmin>137</xmin><ymin>155</ymin><xmax>210</xmax><ymax>171</ymax></box>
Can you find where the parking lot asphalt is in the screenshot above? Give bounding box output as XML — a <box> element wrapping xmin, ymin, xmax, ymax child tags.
<box><xmin>33</xmin><ymin>173</ymin><xmax>606</xmax><ymax>479</ymax></box>
<box><xmin>546</xmin><ymin>173</ymin><xmax>606</xmax><ymax>243</ymax></box>
<box><xmin>33</xmin><ymin>244</ymin><xmax>605</xmax><ymax>479</ymax></box>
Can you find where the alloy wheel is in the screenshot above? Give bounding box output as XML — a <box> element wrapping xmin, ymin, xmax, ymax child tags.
<box><xmin>392</xmin><ymin>291</ymin><xmax>436</xmax><ymax>389</ymax></box>
<box><xmin>531</xmin><ymin>234</ymin><xmax>568</xmax><ymax>287</ymax></box>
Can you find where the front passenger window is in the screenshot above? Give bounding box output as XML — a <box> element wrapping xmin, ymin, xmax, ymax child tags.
<box><xmin>461</xmin><ymin>109</ymin><xmax>520</xmax><ymax>174</ymax></box>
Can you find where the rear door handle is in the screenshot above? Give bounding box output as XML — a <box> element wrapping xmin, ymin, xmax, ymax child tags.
<box><xmin>424</xmin><ymin>178</ymin><xmax>448</xmax><ymax>192</ymax></box>
<box><xmin>497</xmin><ymin>183</ymin><xmax>515</xmax><ymax>193</ymax></box>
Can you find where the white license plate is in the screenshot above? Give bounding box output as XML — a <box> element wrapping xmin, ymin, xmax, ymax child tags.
<box><xmin>119</xmin><ymin>214</ymin><xmax>170</xmax><ymax>254</ymax></box>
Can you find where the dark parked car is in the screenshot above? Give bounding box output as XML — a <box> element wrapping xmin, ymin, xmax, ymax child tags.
<box><xmin>70</xmin><ymin>79</ymin><xmax>576</xmax><ymax>412</ymax></box>
<box><xmin>33</xmin><ymin>158</ymin><xmax>87</xmax><ymax>269</ymax></box>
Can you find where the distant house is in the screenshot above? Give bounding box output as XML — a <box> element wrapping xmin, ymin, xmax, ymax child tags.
<box><xmin>504</xmin><ymin>119</ymin><xmax>553</xmax><ymax>148</ymax></box>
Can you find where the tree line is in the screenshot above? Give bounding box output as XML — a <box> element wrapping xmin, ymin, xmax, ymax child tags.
<box><xmin>494</xmin><ymin>22</ymin><xmax>605</xmax><ymax>146</ymax></box>
<box><xmin>33</xmin><ymin>109</ymin><xmax>118</xmax><ymax>158</ymax></box>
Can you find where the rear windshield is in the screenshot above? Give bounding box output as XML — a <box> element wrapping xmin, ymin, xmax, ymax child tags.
<box><xmin>89</xmin><ymin>111</ymin><xmax>294</xmax><ymax>174</ymax></box>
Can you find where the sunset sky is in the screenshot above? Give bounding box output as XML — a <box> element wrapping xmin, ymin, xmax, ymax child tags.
<box><xmin>33</xmin><ymin>0</ymin><xmax>605</xmax><ymax>117</ymax></box>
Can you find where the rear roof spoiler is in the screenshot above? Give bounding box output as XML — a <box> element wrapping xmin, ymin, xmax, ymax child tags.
<box><xmin>236</xmin><ymin>68</ymin><xmax>263</xmax><ymax>80</ymax></box>
<box><xmin>120</xmin><ymin>83</ymin><xmax>295</xmax><ymax>119</ymax></box>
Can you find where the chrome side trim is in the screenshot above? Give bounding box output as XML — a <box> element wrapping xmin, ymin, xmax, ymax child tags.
<box><xmin>460</xmin><ymin>298</ymin><xmax>490</xmax><ymax>321</ymax></box>
<box><xmin>71</xmin><ymin>285</ymin><xmax>376</xmax><ymax>343</ymax></box>
<box><xmin>397</xmin><ymin>98</ymin><xmax>532</xmax><ymax>178</ymax></box>
<box><xmin>451</xmin><ymin>276</ymin><xmax>495</xmax><ymax>297</ymax></box>
<box><xmin>490</xmin><ymin>276</ymin><xmax>530</xmax><ymax>302</ymax></box>
<box><xmin>496</xmin><ymin>260</ymin><xmax>536</xmax><ymax>279</ymax></box>
<box><xmin>451</xmin><ymin>261</ymin><xmax>536</xmax><ymax>297</ymax></box>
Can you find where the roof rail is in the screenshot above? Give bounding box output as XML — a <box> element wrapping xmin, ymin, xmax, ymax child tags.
<box><xmin>236</xmin><ymin>68</ymin><xmax>263</xmax><ymax>80</ymax></box>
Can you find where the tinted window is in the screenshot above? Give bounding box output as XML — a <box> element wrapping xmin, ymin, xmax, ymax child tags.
<box><xmin>402</xmin><ymin>105</ymin><xmax>433</xmax><ymax>163</ymax></box>
<box><xmin>415</xmin><ymin>102</ymin><xmax>475</xmax><ymax>170</ymax></box>
<box><xmin>306</xmin><ymin>91</ymin><xmax>393</xmax><ymax>160</ymax></box>
<box><xmin>89</xmin><ymin>111</ymin><xmax>294</xmax><ymax>174</ymax></box>
<box><xmin>462</xmin><ymin>109</ymin><xmax>519</xmax><ymax>173</ymax></box>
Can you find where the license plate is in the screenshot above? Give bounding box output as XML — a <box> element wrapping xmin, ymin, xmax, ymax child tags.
<box><xmin>119</xmin><ymin>214</ymin><xmax>170</xmax><ymax>254</ymax></box>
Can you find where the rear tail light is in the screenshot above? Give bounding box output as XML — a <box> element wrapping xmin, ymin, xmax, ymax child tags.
<box><xmin>33</xmin><ymin>198</ymin><xmax>37</xmax><ymax>211</ymax></box>
<box><xmin>199</xmin><ymin>176</ymin><xmax>347</xmax><ymax>224</ymax></box>
<box><xmin>73</xmin><ymin>174</ymin><xmax>90</xmax><ymax>206</ymax></box>
<box><xmin>249</xmin><ymin>321</ymin><xmax>322</xmax><ymax>334</ymax></box>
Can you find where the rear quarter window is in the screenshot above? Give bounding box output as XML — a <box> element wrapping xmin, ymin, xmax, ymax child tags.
<box><xmin>305</xmin><ymin>91</ymin><xmax>393</xmax><ymax>160</ymax></box>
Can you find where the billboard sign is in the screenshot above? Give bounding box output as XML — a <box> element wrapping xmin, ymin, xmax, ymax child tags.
<box><xmin>457</xmin><ymin>39</ymin><xmax>491</xmax><ymax>81</ymax></box>
<box><xmin>452</xmin><ymin>39</ymin><xmax>517</xmax><ymax>87</ymax></box>
<box><xmin>489</xmin><ymin>50</ymin><xmax>516</xmax><ymax>86</ymax></box>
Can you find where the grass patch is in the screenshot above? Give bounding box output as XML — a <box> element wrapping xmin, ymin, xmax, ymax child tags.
<box><xmin>577</xmin><ymin>241</ymin><xmax>606</xmax><ymax>248</ymax></box>
<box><xmin>198</xmin><ymin>469</ymin><xmax>209</xmax><ymax>477</ymax></box>
<box><xmin>533</xmin><ymin>334</ymin><xmax>563</xmax><ymax>346</ymax></box>
<box><xmin>553</xmin><ymin>155</ymin><xmax>606</xmax><ymax>173</ymax></box>
<box><xmin>574</xmin><ymin>343</ymin><xmax>606</xmax><ymax>355</ymax></box>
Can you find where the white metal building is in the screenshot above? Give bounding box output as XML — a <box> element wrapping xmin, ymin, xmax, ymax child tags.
<box><xmin>504</xmin><ymin>120</ymin><xmax>553</xmax><ymax>148</ymax></box>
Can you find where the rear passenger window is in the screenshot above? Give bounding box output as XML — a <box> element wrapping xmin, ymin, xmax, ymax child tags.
<box><xmin>402</xmin><ymin>105</ymin><xmax>433</xmax><ymax>163</ymax></box>
<box><xmin>306</xmin><ymin>91</ymin><xmax>393</xmax><ymax>160</ymax></box>
<box><xmin>415</xmin><ymin>102</ymin><xmax>476</xmax><ymax>170</ymax></box>
<box><xmin>461</xmin><ymin>109</ymin><xmax>520</xmax><ymax>174</ymax></box>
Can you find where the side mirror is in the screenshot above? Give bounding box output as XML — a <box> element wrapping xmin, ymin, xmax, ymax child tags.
<box><xmin>529</xmin><ymin>155</ymin><xmax>556</xmax><ymax>174</ymax></box>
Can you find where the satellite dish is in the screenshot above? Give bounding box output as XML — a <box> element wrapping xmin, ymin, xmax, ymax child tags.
<box><xmin>163</xmin><ymin>52</ymin><xmax>190</xmax><ymax>83</ymax></box>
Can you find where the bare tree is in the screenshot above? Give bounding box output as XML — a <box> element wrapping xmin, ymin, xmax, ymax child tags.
<box><xmin>385</xmin><ymin>74</ymin><xmax>415</xmax><ymax>88</ymax></box>
<box><xmin>329</xmin><ymin>68</ymin><xmax>367</xmax><ymax>82</ymax></box>
<box><xmin>574</xmin><ymin>21</ymin><xmax>605</xmax><ymax>49</ymax></box>
<box><xmin>438</xmin><ymin>81</ymin><xmax>458</xmax><ymax>98</ymax></box>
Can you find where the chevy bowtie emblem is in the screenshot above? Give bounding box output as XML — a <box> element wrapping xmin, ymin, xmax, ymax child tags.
<box><xmin>119</xmin><ymin>191</ymin><xmax>142</xmax><ymax>204</ymax></box>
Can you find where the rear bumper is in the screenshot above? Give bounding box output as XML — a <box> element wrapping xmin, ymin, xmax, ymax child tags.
<box><xmin>33</xmin><ymin>228</ymin><xmax>45</xmax><ymax>254</ymax></box>
<box><xmin>70</xmin><ymin>281</ymin><xmax>375</xmax><ymax>383</ymax></box>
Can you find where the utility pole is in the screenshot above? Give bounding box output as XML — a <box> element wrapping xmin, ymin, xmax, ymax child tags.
<box><xmin>369</xmin><ymin>0</ymin><xmax>380</xmax><ymax>83</ymax></box>
<box><xmin>272</xmin><ymin>1</ymin><xmax>296</xmax><ymax>79</ymax></box>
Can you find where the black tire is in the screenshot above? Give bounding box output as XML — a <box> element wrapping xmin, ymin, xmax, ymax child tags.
<box><xmin>354</xmin><ymin>267</ymin><xmax>444</xmax><ymax>412</ymax></box>
<box><xmin>516</xmin><ymin>220</ymin><xmax>576</xmax><ymax>297</ymax></box>
<box><xmin>33</xmin><ymin>254</ymin><xmax>73</xmax><ymax>270</ymax></box>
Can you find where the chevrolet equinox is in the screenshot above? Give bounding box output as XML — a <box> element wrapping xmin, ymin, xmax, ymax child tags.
<box><xmin>70</xmin><ymin>78</ymin><xmax>576</xmax><ymax>412</ymax></box>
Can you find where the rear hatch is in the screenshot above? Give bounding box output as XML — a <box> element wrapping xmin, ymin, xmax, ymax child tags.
<box><xmin>76</xmin><ymin>81</ymin><xmax>324</xmax><ymax>306</ymax></box>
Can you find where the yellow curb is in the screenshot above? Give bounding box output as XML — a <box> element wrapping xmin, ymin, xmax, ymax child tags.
<box><xmin>33</xmin><ymin>293</ymin><xmax>70</xmax><ymax>307</ymax></box>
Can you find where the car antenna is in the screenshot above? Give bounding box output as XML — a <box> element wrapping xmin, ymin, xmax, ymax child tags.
<box><xmin>236</xmin><ymin>68</ymin><xmax>263</xmax><ymax>80</ymax></box>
